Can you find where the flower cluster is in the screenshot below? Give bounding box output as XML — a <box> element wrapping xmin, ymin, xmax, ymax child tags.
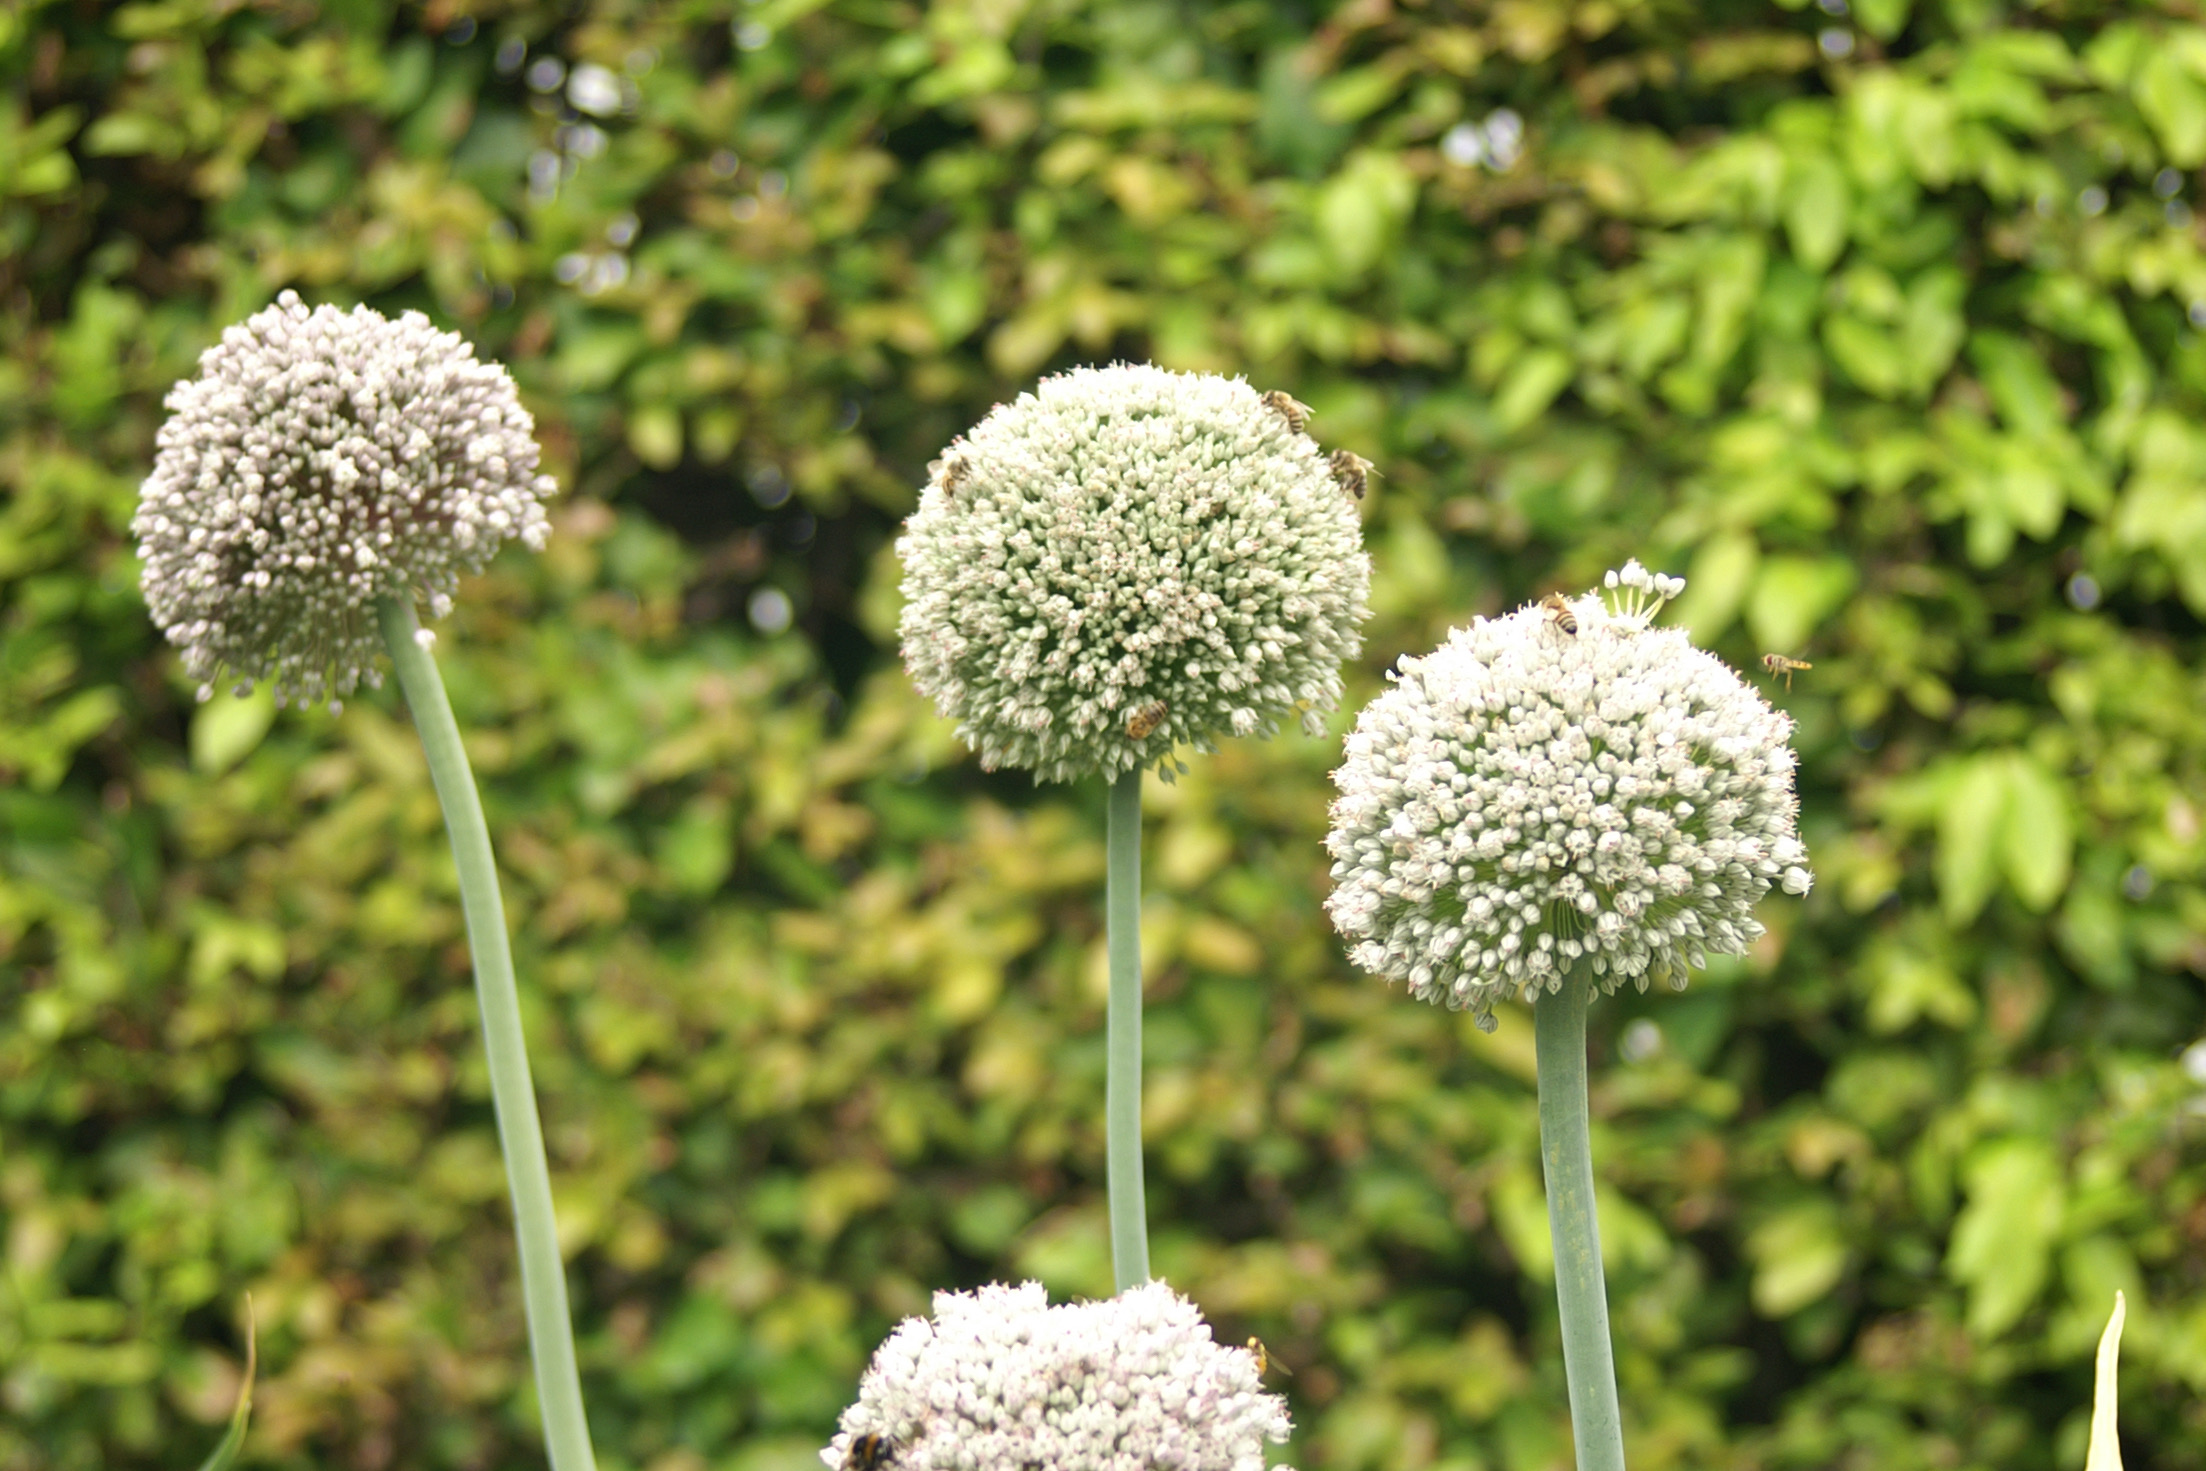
<box><xmin>1325</xmin><ymin>561</ymin><xmax>1812</xmax><ymax>1032</ymax></box>
<box><xmin>824</xmin><ymin>1281</ymin><xmax>1291</xmax><ymax>1471</ymax></box>
<box><xmin>134</xmin><ymin>290</ymin><xmax>556</xmax><ymax>708</ymax></box>
<box><xmin>897</xmin><ymin>364</ymin><xmax>1371</xmax><ymax>783</ymax></box>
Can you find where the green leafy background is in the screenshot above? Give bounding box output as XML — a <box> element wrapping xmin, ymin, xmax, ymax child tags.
<box><xmin>4</xmin><ymin>0</ymin><xmax>2205</xmax><ymax>1467</ymax></box>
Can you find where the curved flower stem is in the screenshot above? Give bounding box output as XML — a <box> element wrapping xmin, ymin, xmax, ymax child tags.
<box><xmin>1105</xmin><ymin>768</ymin><xmax>1150</xmax><ymax>1291</ymax></box>
<box><xmin>378</xmin><ymin>597</ymin><xmax>597</xmax><ymax>1471</ymax></box>
<box><xmin>1534</xmin><ymin>968</ymin><xmax>1626</xmax><ymax>1471</ymax></box>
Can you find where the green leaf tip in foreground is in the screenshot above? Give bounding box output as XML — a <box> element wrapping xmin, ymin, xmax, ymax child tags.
<box><xmin>2087</xmin><ymin>1291</ymin><xmax>2125</xmax><ymax>1471</ymax></box>
<box><xmin>195</xmin><ymin>1295</ymin><xmax>255</xmax><ymax>1471</ymax></box>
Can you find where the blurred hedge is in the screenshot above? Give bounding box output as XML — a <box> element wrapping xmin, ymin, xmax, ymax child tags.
<box><xmin>5</xmin><ymin>0</ymin><xmax>2206</xmax><ymax>1467</ymax></box>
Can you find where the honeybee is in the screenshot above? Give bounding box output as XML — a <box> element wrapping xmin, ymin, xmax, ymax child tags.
<box><xmin>1247</xmin><ymin>1337</ymin><xmax>1293</xmax><ymax>1379</ymax></box>
<box><xmin>1328</xmin><ymin>449</ymin><xmax>1375</xmax><ymax>500</ymax></box>
<box><xmin>930</xmin><ymin>451</ymin><xmax>970</xmax><ymax>494</ymax></box>
<box><xmin>1540</xmin><ymin>592</ymin><xmax>1578</xmax><ymax>636</ymax></box>
<box><xmin>843</xmin><ymin>1433</ymin><xmax>898</xmax><ymax>1471</ymax></box>
<box><xmin>1260</xmin><ymin>390</ymin><xmax>1313</xmax><ymax>434</ymax></box>
<box><xmin>1761</xmin><ymin>653</ymin><xmax>1812</xmax><ymax>690</ymax></box>
<box><xmin>1125</xmin><ymin>700</ymin><xmax>1169</xmax><ymax>740</ymax></box>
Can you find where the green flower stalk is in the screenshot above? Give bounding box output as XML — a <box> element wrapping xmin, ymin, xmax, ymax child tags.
<box><xmin>898</xmin><ymin>364</ymin><xmax>1371</xmax><ymax>1288</ymax></box>
<box><xmin>1324</xmin><ymin>562</ymin><xmax>1811</xmax><ymax>1471</ymax></box>
<box><xmin>135</xmin><ymin>293</ymin><xmax>594</xmax><ymax>1471</ymax></box>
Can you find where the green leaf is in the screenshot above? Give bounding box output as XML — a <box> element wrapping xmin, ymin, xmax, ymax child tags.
<box><xmin>1491</xmin><ymin>348</ymin><xmax>1574</xmax><ymax>433</ymax></box>
<box><xmin>1992</xmin><ymin>446</ymin><xmax>2064</xmax><ymax>541</ymax></box>
<box><xmin>1746</xmin><ymin>1202</ymin><xmax>1850</xmax><ymax>1316</ymax></box>
<box><xmin>1490</xmin><ymin>1165</ymin><xmax>1554</xmax><ymax>1281</ymax></box>
<box><xmin>1864</xmin><ymin>936</ymin><xmax>1976</xmax><ymax>1033</ymax></box>
<box><xmin>1970</xmin><ymin>330</ymin><xmax>2064</xmax><ymax>430</ymax></box>
<box><xmin>1314</xmin><ymin>150</ymin><xmax>1416</xmax><ymax>277</ymax></box>
<box><xmin>1999</xmin><ymin>753</ymin><xmax>2072</xmax><ymax>911</ymax></box>
<box><xmin>1948</xmin><ymin>1139</ymin><xmax>2063</xmax><ymax>1338</ymax></box>
<box><xmin>190</xmin><ymin>685</ymin><xmax>277</xmax><ymax>775</ymax></box>
<box><xmin>628</xmin><ymin>404</ymin><xmax>683</xmax><ymax>470</ymax></box>
<box><xmin>2136</xmin><ymin>43</ymin><xmax>2206</xmax><ymax>167</ymax></box>
<box><xmin>656</xmin><ymin>797</ymin><xmax>734</xmax><ymax>895</ymax></box>
<box><xmin>82</xmin><ymin>112</ymin><xmax>167</xmax><ymax>157</ymax></box>
<box><xmin>1902</xmin><ymin>266</ymin><xmax>1967</xmax><ymax>394</ymax></box>
<box><xmin>1782</xmin><ymin>153</ymin><xmax>1850</xmax><ymax>271</ymax></box>
<box><xmin>1936</xmin><ymin>756</ymin><xmax>2009</xmax><ymax>925</ymax></box>
<box><xmin>1314</xmin><ymin>65</ymin><xmax>1403</xmax><ymax>125</ymax></box>
<box><xmin>921</xmin><ymin>267</ymin><xmax>987</xmax><ymax>345</ymax></box>
<box><xmin>1670</xmin><ymin>530</ymin><xmax>1759</xmax><ymax>641</ymax></box>
<box><xmin>1853</xmin><ymin>0</ymin><xmax>1911</xmax><ymax>40</ymax></box>
<box><xmin>1824</xmin><ymin>315</ymin><xmax>1907</xmax><ymax>398</ymax></box>
<box><xmin>1744</xmin><ymin>553</ymin><xmax>1854</xmax><ymax>654</ymax></box>
<box><xmin>1370</xmin><ymin>511</ymin><xmax>1449</xmax><ymax>621</ymax></box>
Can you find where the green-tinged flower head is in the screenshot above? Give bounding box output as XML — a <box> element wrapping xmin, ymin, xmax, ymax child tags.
<box><xmin>1325</xmin><ymin>561</ymin><xmax>1812</xmax><ymax>1032</ymax></box>
<box><xmin>133</xmin><ymin>290</ymin><xmax>556</xmax><ymax>710</ymax></box>
<box><xmin>897</xmin><ymin>364</ymin><xmax>1372</xmax><ymax>783</ymax></box>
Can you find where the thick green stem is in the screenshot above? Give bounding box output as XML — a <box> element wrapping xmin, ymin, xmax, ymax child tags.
<box><xmin>379</xmin><ymin>598</ymin><xmax>597</xmax><ymax>1471</ymax></box>
<box><xmin>1534</xmin><ymin>969</ymin><xmax>1627</xmax><ymax>1471</ymax></box>
<box><xmin>1105</xmin><ymin>767</ymin><xmax>1150</xmax><ymax>1291</ymax></box>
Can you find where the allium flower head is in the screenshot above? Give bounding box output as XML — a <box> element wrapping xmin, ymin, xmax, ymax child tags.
<box><xmin>897</xmin><ymin>364</ymin><xmax>1371</xmax><ymax>783</ymax></box>
<box><xmin>824</xmin><ymin>1281</ymin><xmax>1291</xmax><ymax>1471</ymax></box>
<box><xmin>134</xmin><ymin>290</ymin><xmax>555</xmax><ymax>708</ymax></box>
<box><xmin>1325</xmin><ymin>561</ymin><xmax>1812</xmax><ymax>1032</ymax></box>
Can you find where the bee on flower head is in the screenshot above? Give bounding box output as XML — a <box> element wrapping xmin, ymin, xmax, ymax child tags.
<box><xmin>1246</xmin><ymin>1337</ymin><xmax>1292</xmax><ymax>1379</ymax></box>
<box><xmin>1125</xmin><ymin>699</ymin><xmax>1168</xmax><ymax>740</ymax></box>
<box><xmin>843</xmin><ymin>1433</ymin><xmax>898</xmax><ymax>1471</ymax></box>
<box><xmin>1328</xmin><ymin>449</ymin><xmax>1375</xmax><ymax>500</ymax></box>
<box><xmin>1760</xmin><ymin>653</ymin><xmax>1812</xmax><ymax>690</ymax></box>
<box><xmin>1539</xmin><ymin>592</ymin><xmax>1578</xmax><ymax>637</ymax></box>
<box><xmin>930</xmin><ymin>450</ymin><xmax>971</xmax><ymax>496</ymax></box>
<box><xmin>1259</xmin><ymin>390</ymin><xmax>1313</xmax><ymax>435</ymax></box>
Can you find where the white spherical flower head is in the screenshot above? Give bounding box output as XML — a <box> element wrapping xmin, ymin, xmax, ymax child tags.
<box><xmin>1325</xmin><ymin>561</ymin><xmax>1813</xmax><ymax>1033</ymax></box>
<box><xmin>824</xmin><ymin>1281</ymin><xmax>1292</xmax><ymax>1471</ymax></box>
<box><xmin>897</xmin><ymin>364</ymin><xmax>1371</xmax><ymax>783</ymax></box>
<box><xmin>134</xmin><ymin>290</ymin><xmax>556</xmax><ymax>708</ymax></box>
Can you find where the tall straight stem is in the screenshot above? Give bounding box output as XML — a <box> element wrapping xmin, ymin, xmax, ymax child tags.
<box><xmin>1105</xmin><ymin>768</ymin><xmax>1150</xmax><ymax>1291</ymax></box>
<box><xmin>378</xmin><ymin>598</ymin><xmax>597</xmax><ymax>1471</ymax></box>
<box><xmin>1534</xmin><ymin>969</ymin><xmax>1626</xmax><ymax>1471</ymax></box>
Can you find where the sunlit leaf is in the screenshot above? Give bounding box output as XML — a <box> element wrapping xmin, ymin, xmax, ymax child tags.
<box><xmin>1999</xmin><ymin>754</ymin><xmax>2073</xmax><ymax>912</ymax></box>
<box><xmin>1948</xmin><ymin>1139</ymin><xmax>2063</xmax><ymax>1338</ymax></box>
<box><xmin>1937</xmin><ymin>756</ymin><xmax>2009</xmax><ymax>926</ymax></box>
<box><xmin>1746</xmin><ymin>1202</ymin><xmax>1850</xmax><ymax>1316</ymax></box>
<box><xmin>1782</xmin><ymin>154</ymin><xmax>1850</xmax><ymax>271</ymax></box>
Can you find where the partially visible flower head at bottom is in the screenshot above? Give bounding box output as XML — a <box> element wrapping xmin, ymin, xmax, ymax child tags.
<box><xmin>133</xmin><ymin>290</ymin><xmax>556</xmax><ymax>710</ymax></box>
<box><xmin>1325</xmin><ymin>560</ymin><xmax>1812</xmax><ymax>1032</ymax></box>
<box><xmin>824</xmin><ymin>1281</ymin><xmax>1291</xmax><ymax>1471</ymax></box>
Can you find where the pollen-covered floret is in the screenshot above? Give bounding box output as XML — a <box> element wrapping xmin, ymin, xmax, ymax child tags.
<box><xmin>133</xmin><ymin>290</ymin><xmax>556</xmax><ymax>709</ymax></box>
<box><xmin>824</xmin><ymin>1281</ymin><xmax>1292</xmax><ymax>1471</ymax></box>
<box><xmin>897</xmin><ymin>363</ymin><xmax>1372</xmax><ymax>783</ymax></box>
<box><xmin>1325</xmin><ymin>561</ymin><xmax>1812</xmax><ymax>1032</ymax></box>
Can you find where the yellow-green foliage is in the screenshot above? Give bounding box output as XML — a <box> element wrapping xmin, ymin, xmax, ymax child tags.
<box><xmin>2</xmin><ymin>1</ymin><xmax>2203</xmax><ymax>1468</ymax></box>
